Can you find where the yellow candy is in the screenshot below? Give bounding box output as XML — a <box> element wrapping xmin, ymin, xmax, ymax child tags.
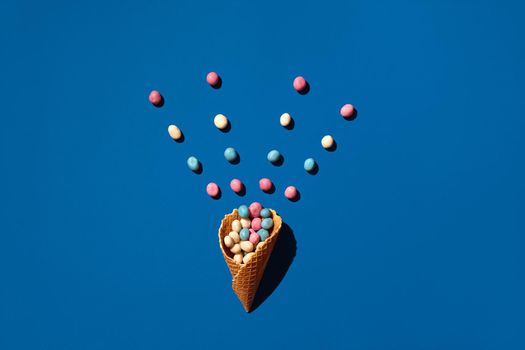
<box><xmin>240</xmin><ymin>241</ymin><xmax>254</xmax><ymax>253</ymax></box>
<box><xmin>167</xmin><ymin>125</ymin><xmax>182</xmax><ymax>141</ymax></box>
<box><xmin>228</xmin><ymin>231</ymin><xmax>240</xmax><ymax>243</ymax></box>
<box><xmin>223</xmin><ymin>235</ymin><xmax>234</xmax><ymax>248</ymax></box>
<box><xmin>214</xmin><ymin>114</ymin><xmax>229</xmax><ymax>130</ymax></box>
<box><xmin>233</xmin><ymin>253</ymin><xmax>243</xmax><ymax>264</ymax></box>
<box><xmin>231</xmin><ymin>220</ymin><xmax>241</xmax><ymax>232</ymax></box>
<box><xmin>230</xmin><ymin>243</ymin><xmax>242</xmax><ymax>254</ymax></box>
<box><xmin>240</xmin><ymin>218</ymin><xmax>251</xmax><ymax>229</ymax></box>
<box><xmin>321</xmin><ymin>135</ymin><xmax>334</xmax><ymax>149</ymax></box>
<box><xmin>243</xmin><ymin>252</ymin><xmax>255</xmax><ymax>264</ymax></box>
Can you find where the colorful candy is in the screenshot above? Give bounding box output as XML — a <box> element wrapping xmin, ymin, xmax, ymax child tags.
<box><xmin>240</xmin><ymin>241</ymin><xmax>254</xmax><ymax>253</ymax></box>
<box><xmin>167</xmin><ymin>125</ymin><xmax>182</xmax><ymax>141</ymax></box>
<box><xmin>257</xmin><ymin>228</ymin><xmax>269</xmax><ymax>241</ymax></box>
<box><xmin>260</xmin><ymin>208</ymin><xmax>270</xmax><ymax>218</ymax></box>
<box><xmin>249</xmin><ymin>202</ymin><xmax>262</xmax><ymax>218</ymax></box>
<box><xmin>224</xmin><ymin>147</ymin><xmax>238</xmax><ymax>162</ymax></box>
<box><xmin>259</xmin><ymin>178</ymin><xmax>273</xmax><ymax>192</ymax></box>
<box><xmin>214</xmin><ymin>114</ymin><xmax>229</xmax><ymax>130</ymax></box>
<box><xmin>187</xmin><ymin>156</ymin><xmax>200</xmax><ymax>172</ymax></box>
<box><xmin>148</xmin><ymin>90</ymin><xmax>163</xmax><ymax>106</ymax></box>
<box><xmin>231</xmin><ymin>220</ymin><xmax>241</xmax><ymax>232</ymax></box>
<box><xmin>240</xmin><ymin>218</ymin><xmax>251</xmax><ymax>229</ymax></box>
<box><xmin>293</xmin><ymin>76</ymin><xmax>307</xmax><ymax>93</ymax></box>
<box><xmin>321</xmin><ymin>135</ymin><xmax>335</xmax><ymax>149</ymax></box>
<box><xmin>251</xmin><ymin>217</ymin><xmax>262</xmax><ymax>231</ymax></box>
<box><xmin>284</xmin><ymin>185</ymin><xmax>298</xmax><ymax>200</ymax></box>
<box><xmin>231</xmin><ymin>243</ymin><xmax>242</xmax><ymax>254</ymax></box>
<box><xmin>238</xmin><ymin>205</ymin><xmax>249</xmax><ymax>218</ymax></box>
<box><xmin>228</xmin><ymin>231</ymin><xmax>240</xmax><ymax>243</ymax></box>
<box><xmin>267</xmin><ymin>149</ymin><xmax>281</xmax><ymax>164</ymax></box>
<box><xmin>249</xmin><ymin>231</ymin><xmax>260</xmax><ymax>245</ymax></box>
<box><xmin>234</xmin><ymin>254</ymin><xmax>243</xmax><ymax>264</ymax></box>
<box><xmin>304</xmin><ymin>158</ymin><xmax>316</xmax><ymax>172</ymax></box>
<box><xmin>230</xmin><ymin>179</ymin><xmax>243</xmax><ymax>193</ymax></box>
<box><xmin>206</xmin><ymin>182</ymin><xmax>220</xmax><ymax>198</ymax></box>
<box><xmin>206</xmin><ymin>72</ymin><xmax>221</xmax><ymax>87</ymax></box>
<box><xmin>261</xmin><ymin>218</ymin><xmax>273</xmax><ymax>230</ymax></box>
<box><xmin>280</xmin><ymin>113</ymin><xmax>292</xmax><ymax>127</ymax></box>
<box><xmin>224</xmin><ymin>235</ymin><xmax>234</xmax><ymax>248</ymax></box>
<box><xmin>240</xmin><ymin>228</ymin><xmax>250</xmax><ymax>241</ymax></box>
<box><xmin>340</xmin><ymin>104</ymin><xmax>355</xmax><ymax>119</ymax></box>
<box><xmin>243</xmin><ymin>252</ymin><xmax>255</xmax><ymax>264</ymax></box>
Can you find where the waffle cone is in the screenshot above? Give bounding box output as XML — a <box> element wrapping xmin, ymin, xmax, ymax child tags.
<box><xmin>218</xmin><ymin>209</ymin><xmax>282</xmax><ymax>312</ymax></box>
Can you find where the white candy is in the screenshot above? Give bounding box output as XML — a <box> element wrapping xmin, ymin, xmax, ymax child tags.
<box><xmin>228</xmin><ymin>231</ymin><xmax>240</xmax><ymax>243</ymax></box>
<box><xmin>321</xmin><ymin>135</ymin><xmax>334</xmax><ymax>149</ymax></box>
<box><xmin>280</xmin><ymin>113</ymin><xmax>292</xmax><ymax>127</ymax></box>
<box><xmin>230</xmin><ymin>243</ymin><xmax>242</xmax><ymax>254</ymax></box>
<box><xmin>240</xmin><ymin>241</ymin><xmax>254</xmax><ymax>253</ymax></box>
<box><xmin>231</xmin><ymin>220</ymin><xmax>241</xmax><ymax>232</ymax></box>
<box><xmin>243</xmin><ymin>252</ymin><xmax>255</xmax><ymax>264</ymax></box>
<box><xmin>234</xmin><ymin>253</ymin><xmax>243</xmax><ymax>264</ymax></box>
<box><xmin>240</xmin><ymin>218</ymin><xmax>251</xmax><ymax>229</ymax></box>
<box><xmin>224</xmin><ymin>235</ymin><xmax>234</xmax><ymax>248</ymax></box>
<box><xmin>214</xmin><ymin>114</ymin><xmax>229</xmax><ymax>130</ymax></box>
<box><xmin>167</xmin><ymin>125</ymin><xmax>182</xmax><ymax>141</ymax></box>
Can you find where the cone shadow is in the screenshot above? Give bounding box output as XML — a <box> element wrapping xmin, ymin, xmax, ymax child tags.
<box><xmin>250</xmin><ymin>222</ymin><xmax>297</xmax><ymax>312</ymax></box>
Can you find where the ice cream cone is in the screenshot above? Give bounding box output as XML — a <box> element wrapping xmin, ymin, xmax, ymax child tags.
<box><xmin>218</xmin><ymin>209</ymin><xmax>282</xmax><ymax>312</ymax></box>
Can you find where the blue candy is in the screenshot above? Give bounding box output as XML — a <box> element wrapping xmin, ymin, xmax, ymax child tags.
<box><xmin>240</xmin><ymin>228</ymin><xmax>250</xmax><ymax>241</ymax></box>
<box><xmin>304</xmin><ymin>158</ymin><xmax>316</xmax><ymax>172</ymax></box>
<box><xmin>261</xmin><ymin>218</ymin><xmax>273</xmax><ymax>230</ymax></box>
<box><xmin>187</xmin><ymin>156</ymin><xmax>200</xmax><ymax>172</ymax></box>
<box><xmin>224</xmin><ymin>147</ymin><xmax>238</xmax><ymax>162</ymax></box>
<box><xmin>267</xmin><ymin>149</ymin><xmax>281</xmax><ymax>164</ymax></box>
<box><xmin>238</xmin><ymin>205</ymin><xmax>249</xmax><ymax>218</ymax></box>
<box><xmin>260</xmin><ymin>208</ymin><xmax>270</xmax><ymax>218</ymax></box>
<box><xmin>257</xmin><ymin>228</ymin><xmax>269</xmax><ymax>241</ymax></box>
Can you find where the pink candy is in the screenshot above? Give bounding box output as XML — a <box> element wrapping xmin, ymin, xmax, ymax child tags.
<box><xmin>284</xmin><ymin>185</ymin><xmax>298</xmax><ymax>200</ymax></box>
<box><xmin>293</xmin><ymin>76</ymin><xmax>307</xmax><ymax>93</ymax></box>
<box><xmin>230</xmin><ymin>178</ymin><xmax>243</xmax><ymax>193</ymax></box>
<box><xmin>206</xmin><ymin>72</ymin><xmax>221</xmax><ymax>87</ymax></box>
<box><xmin>249</xmin><ymin>202</ymin><xmax>262</xmax><ymax>217</ymax></box>
<box><xmin>249</xmin><ymin>231</ymin><xmax>260</xmax><ymax>245</ymax></box>
<box><xmin>251</xmin><ymin>217</ymin><xmax>262</xmax><ymax>231</ymax></box>
<box><xmin>340</xmin><ymin>104</ymin><xmax>355</xmax><ymax>119</ymax></box>
<box><xmin>206</xmin><ymin>182</ymin><xmax>220</xmax><ymax>198</ymax></box>
<box><xmin>259</xmin><ymin>178</ymin><xmax>273</xmax><ymax>192</ymax></box>
<box><xmin>148</xmin><ymin>90</ymin><xmax>163</xmax><ymax>106</ymax></box>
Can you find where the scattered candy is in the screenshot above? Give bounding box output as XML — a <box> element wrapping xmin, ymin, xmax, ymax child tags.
<box><xmin>249</xmin><ymin>202</ymin><xmax>262</xmax><ymax>218</ymax></box>
<box><xmin>233</xmin><ymin>254</ymin><xmax>243</xmax><ymax>264</ymax></box>
<box><xmin>259</xmin><ymin>178</ymin><xmax>273</xmax><ymax>192</ymax></box>
<box><xmin>243</xmin><ymin>252</ymin><xmax>255</xmax><ymax>264</ymax></box>
<box><xmin>240</xmin><ymin>218</ymin><xmax>251</xmax><ymax>229</ymax></box>
<box><xmin>206</xmin><ymin>72</ymin><xmax>221</xmax><ymax>87</ymax></box>
<box><xmin>240</xmin><ymin>241</ymin><xmax>254</xmax><ymax>253</ymax></box>
<box><xmin>340</xmin><ymin>104</ymin><xmax>355</xmax><ymax>119</ymax></box>
<box><xmin>240</xmin><ymin>228</ymin><xmax>250</xmax><ymax>241</ymax></box>
<box><xmin>232</xmin><ymin>220</ymin><xmax>241</xmax><ymax>233</ymax></box>
<box><xmin>280</xmin><ymin>113</ymin><xmax>292</xmax><ymax>127</ymax></box>
<box><xmin>293</xmin><ymin>76</ymin><xmax>307</xmax><ymax>93</ymax></box>
<box><xmin>230</xmin><ymin>179</ymin><xmax>243</xmax><ymax>193</ymax></box>
<box><xmin>214</xmin><ymin>114</ymin><xmax>229</xmax><ymax>130</ymax></box>
<box><xmin>284</xmin><ymin>185</ymin><xmax>298</xmax><ymax>200</ymax></box>
<box><xmin>257</xmin><ymin>228</ymin><xmax>269</xmax><ymax>241</ymax></box>
<box><xmin>206</xmin><ymin>182</ymin><xmax>220</xmax><ymax>198</ymax></box>
<box><xmin>167</xmin><ymin>125</ymin><xmax>182</xmax><ymax>141</ymax></box>
<box><xmin>251</xmin><ymin>217</ymin><xmax>262</xmax><ymax>231</ymax></box>
<box><xmin>148</xmin><ymin>90</ymin><xmax>163</xmax><ymax>106</ymax></box>
<box><xmin>261</xmin><ymin>218</ymin><xmax>273</xmax><ymax>230</ymax></box>
<box><xmin>187</xmin><ymin>156</ymin><xmax>201</xmax><ymax>172</ymax></box>
<box><xmin>260</xmin><ymin>208</ymin><xmax>270</xmax><ymax>218</ymax></box>
<box><xmin>321</xmin><ymin>135</ymin><xmax>335</xmax><ymax>149</ymax></box>
<box><xmin>229</xmin><ymin>231</ymin><xmax>240</xmax><ymax>243</ymax></box>
<box><xmin>267</xmin><ymin>149</ymin><xmax>281</xmax><ymax>164</ymax></box>
<box><xmin>238</xmin><ymin>205</ymin><xmax>249</xmax><ymax>218</ymax></box>
<box><xmin>304</xmin><ymin>158</ymin><xmax>316</xmax><ymax>172</ymax></box>
<box><xmin>224</xmin><ymin>235</ymin><xmax>234</xmax><ymax>248</ymax></box>
<box><xmin>224</xmin><ymin>147</ymin><xmax>238</xmax><ymax>163</ymax></box>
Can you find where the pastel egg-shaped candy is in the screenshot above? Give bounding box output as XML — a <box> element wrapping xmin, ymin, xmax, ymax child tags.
<box><xmin>293</xmin><ymin>76</ymin><xmax>307</xmax><ymax>92</ymax></box>
<box><xmin>280</xmin><ymin>113</ymin><xmax>292</xmax><ymax>127</ymax></box>
<box><xmin>251</xmin><ymin>217</ymin><xmax>262</xmax><ymax>231</ymax></box>
<box><xmin>240</xmin><ymin>218</ymin><xmax>251</xmax><ymax>229</ymax></box>
<box><xmin>260</xmin><ymin>208</ymin><xmax>271</xmax><ymax>218</ymax></box>
<box><xmin>285</xmin><ymin>185</ymin><xmax>298</xmax><ymax>200</ymax></box>
<box><xmin>206</xmin><ymin>71</ymin><xmax>220</xmax><ymax>87</ymax></box>
<box><xmin>267</xmin><ymin>149</ymin><xmax>281</xmax><ymax>164</ymax></box>
<box><xmin>257</xmin><ymin>228</ymin><xmax>269</xmax><ymax>241</ymax></box>
<box><xmin>231</xmin><ymin>243</ymin><xmax>242</xmax><ymax>254</ymax></box>
<box><xmin>223</xmin><ymin>235</ymin><xmax>234</xmax><ymax>248</ymax></box>
<box><xmin>238</xmin><ymin>205</ymin><xmax>249</xmax><ymax>218</ymax></box>
<box><xmin>240</xmin><ymin>228</ymin><xmax>250</xmax><ymax>241</ymax></box>
<box><xmin>148</xmin><ymin>90</ymin><xmax>163</xmax><ymax>106</ymax></box>
<box><xmin>229</xmin><ymin>231</ymin><xmax>240</xmax><ymax>243</ymax></box>
<box><xmin>259</xmin><ymin>178</ymin><xmax>273</xmax><ymax>192</ymax></box>
<box><xmin>240</xmin><ymin>241</ymin><xmax>254</xmax><ymax>253</ymax></box>
<box><xmin>224</xmin><ymin>147</ymin><xmax>238</xmax><ymax>162</ymax></box>
<box><xmin>243</xmin><ymin>252</ymin><xmax>255</xmax><ymax>264</ymax></box>
<box><xmin>321</xmin><ymin>135</ymin><xmax>335</xmax><ymax>149</ymax></box>
<box><xmin>206</xmin><ymin>182</ymin><xmax>220</xmax><ymax>198</ymax></box>
<box><xmin>249</xmin><ymin>231</ymin><xmax>260</xmax><ymax>245</ymax></box>
<box><xmin>340</xmin><ymin>103</ymin><xmax>355</xmax><ymax>119</ymax></box>
<box><xmin>186</xmin><ymin>156</ymin><xmax>200</xmax><ymax>172</ymax></box>
<box><xmin>214</xmin><ymin>114</ymin><xmax>229</xmax><ymax>130</ymax></box>
<box><xmin>231</xmin><ymin>220</ymin><xmax>241</xmax><ymax>232</ymax></box>
<box><xmin>249</xmin><ymin>202</ymin><xmax>262</xmax><ymax>218</ymax></box>
<box><xmin>233</xmin><ymin>253</ymin><xmax>243</xmax><ymax>264</ymax></box>
<box><xmin>304</xmin><ymin>158</ymin><xmax>316</xmax><ymax>172</ymax></box>
<box><xmin>230</xmin><ymin>179</ymin><xmax>243</xmax><ymax>193</ymax></box>
<box><xmin>167</xmin><ymin>125</ymin><xmax>182</xmax><ymax>141</ymax></box>
<box><xmin>261</xmin><ymin>218</ymin><xmax>273</xmax><ymax>230</ymax></box>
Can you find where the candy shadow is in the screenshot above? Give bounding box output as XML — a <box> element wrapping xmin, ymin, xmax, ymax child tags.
<box><xmin>272</xmin><ymin>155</ymin><xmax>285</xmax><ymax>167</ymax></box>
<box><xmin>283</xmin><ymin>117</ymin><xmax>295</xmax><ymax>130</ymax></box>
<box><xmin>219</xmin><ymin>122</ymin><xmax>231</xmax><ymax>133</ymax></box>
<box><xmin>297</xmin><ymin>82</ymin><xmax>310</xmax><ymax>95</ymax></box>
<box><xmin>326</xmin><ymin>140</ymin><xmax>338</xmax><ymax>152</ymax></box>
<box><xmin>288</xmin><ymin>189</ymin><xmax>301</xmax><ymax>202</ymax></box>
<box><xmin>211</xmin><ymin>188</ymin><xmax>222</xmax><ymax>200</ymax></box>
<box><xmin>343</xmin><ymin>107</ymin><xmax>358</xmax><ymax>121</ymax></box>
<box><xmin>174</xmin><ymin>131</ymin><xmax>185</xmax><ymax>143</ymax></box>
<box><xmin>153</xmin><ymin>96</ymin><xmax>165</xmax><ymax>108</ymax></box>
<box><xmin>250</xmin><ymin>222</ymin><xmax>297</xmax><ymax>312</ymax></box>
<box><xmin>306</xmin><ymin>163</ymin><xmax>319</xmax><ymax>175</ymax></box>
<box><xmin>263</xmin><ymin>183</ymin><xmax>276</xmax><ymax>194</ymax></box>
<box><xmin>211</xmin><ymin>77</ymin><xmax>223</xmax><ymax>89</ymax></box>
<box><xmin>228</xmin><ymin>153</ymin><xmax>241</xmax><ymax>165</ymax></box>
<box><xmin>192</xmin><ymin>163</ymin><xmax>203</xmax><ymax>175</ymax></box>
<box><xmin>235</xmin><ymin>184</ymin><xmax>246</xmax><ymax>197</ymax></box>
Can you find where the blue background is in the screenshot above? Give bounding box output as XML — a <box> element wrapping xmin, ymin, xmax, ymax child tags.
<box><xmin>1</xmin><ymin>0</ymin><xmax>524</xmax><ymax>349</ymax></box>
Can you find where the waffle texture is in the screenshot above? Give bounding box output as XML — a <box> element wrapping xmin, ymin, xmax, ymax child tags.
<box><xmin>218</xmin><ymin>209</ymin><xmax>282</xmax><ymax>312</ymax></box>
